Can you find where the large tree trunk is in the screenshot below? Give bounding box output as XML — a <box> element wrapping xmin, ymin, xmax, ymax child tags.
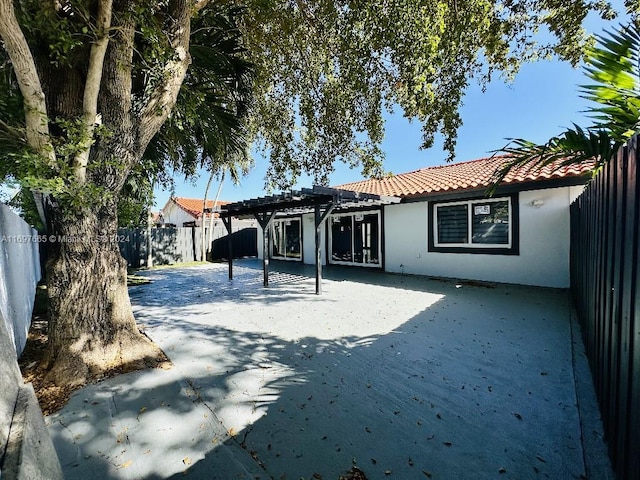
<box><xmin>43</xmin><ymin>200</ymin><xmax>165</xmax><ymax>386</ymax></box>
<box><xmin>0</xmin><ymin>0</ymin><xmax>195</xmax><ymax>388</ymax></box>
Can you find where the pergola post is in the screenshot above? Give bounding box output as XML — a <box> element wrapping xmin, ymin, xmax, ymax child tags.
<box><xmin>221</xmin><ymin>215</ymin><xmax>233</xmax><ymax>280</ymax></box>
<box><xmin>314</xmin><ymin>203</ymin><xmax>335</xmax><ymax>295</ymax></box>
<box><xmin>315</xmin><ymin>205</ymin><xmax>322</xmax><ymax>294</ymax></box>
<box><xmin>255</xmin><ymin>211</ymin><xmax>277</xmax><ymax>287</ymax></box>
<box><xmin>262</xmin><ymin>221</ymin><xmax>269</xmax><ymax>286</ymax></box>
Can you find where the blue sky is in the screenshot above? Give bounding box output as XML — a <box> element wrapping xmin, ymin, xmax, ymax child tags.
<box><xmin>153</xmin><ymin>8</ymin><xmax>625</xmax><ymax>209</ymax></box>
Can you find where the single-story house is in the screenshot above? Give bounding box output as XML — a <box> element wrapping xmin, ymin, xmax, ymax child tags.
<box><xmin>241</xmin><ymin>156</ymin><xmax>594</xmax><ymax>289</ymax></box>
<box><xmin>160</xmin><ymin>197</ymin><xmax>231</xmax><ymax>227</ymax></box>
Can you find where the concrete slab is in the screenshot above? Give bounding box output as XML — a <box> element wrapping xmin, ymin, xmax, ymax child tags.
<box><xmin>48</xmin><ymin>260</ymin><xmax>612</xmax><ymax>479</ymax></box>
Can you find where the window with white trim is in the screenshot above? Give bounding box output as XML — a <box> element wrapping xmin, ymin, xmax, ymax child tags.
<box><xmin>431</xmin><ymin>197</ymin><xmax>517</xmax><ymax>253</ymax></box>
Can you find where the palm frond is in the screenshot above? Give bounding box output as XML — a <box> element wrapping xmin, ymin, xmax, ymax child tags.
<box><xmin>492</xmin><ymin>22</ymin><xmax>640</xmax><ymax>190</ymax></box>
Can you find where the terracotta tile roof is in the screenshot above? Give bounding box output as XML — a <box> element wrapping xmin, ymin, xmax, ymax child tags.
<box><xmin>335</xmin><ymin>156</ymin><xmax>596</xmax><ymax>198</ymax></box>
<box><xmin>173</xmin><ymin>197</ymin><xmax>230</xmax><ymax>219</ymax></box>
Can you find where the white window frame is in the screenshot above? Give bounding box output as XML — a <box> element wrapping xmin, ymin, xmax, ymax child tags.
<box><xmin>433</xmin><ymin>197</ymin><xmax>512</xmax><ymax>249</ymax></box>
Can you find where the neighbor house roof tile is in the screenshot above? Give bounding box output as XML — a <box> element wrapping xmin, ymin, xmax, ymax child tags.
<box><xmin>336</xmin><ymin>156</ymin><xmax>596</xmax><ymax>198</ymax></box>
<box><xmin>173</xmin><ymin>197</ymin><xmax>230</xmax><ymax>219</ymax></box>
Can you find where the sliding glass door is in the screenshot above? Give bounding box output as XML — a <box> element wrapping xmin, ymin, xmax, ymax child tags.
<box><xmin>271</xmin><ymin>218</ymin><xmax>302</xmax><ymax>260</ymax></box>
<box><xmin>329</xmin><ymin>211</ymin><xmax>381</xmax><ymax>267</ymax></box>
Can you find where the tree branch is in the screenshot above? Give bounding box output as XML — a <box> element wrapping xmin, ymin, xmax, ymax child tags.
<box><xmin>194</xmin><ymin>0</ymin><xmax>211</xmax><ymax>12</ymax></box>
<box><xmin>73</xmin><ymin>0</ymin><xmax>113</xmax><ymax>184</ymax></box>
<box><xmin>0</xmin><ymin>0</ymin><xmax>55</xmax><ymax>165</ymax></box>
<box><xmin>136</xmin><ymin>0</ymin><xmax>193</xmax><ymax>156</ymax></box>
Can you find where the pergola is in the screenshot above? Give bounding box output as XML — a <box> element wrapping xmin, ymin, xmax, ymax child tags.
<box><xmin>220</xmin><ymin>185</ymin><xmax>401</xmax><ymax>294</ymax></box>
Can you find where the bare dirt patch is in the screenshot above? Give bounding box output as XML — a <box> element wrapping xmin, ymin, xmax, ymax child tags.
<box><xmin>19</xmin><ymin>282</ymin><xmax>171</xmax><ymax>416</ymax></box>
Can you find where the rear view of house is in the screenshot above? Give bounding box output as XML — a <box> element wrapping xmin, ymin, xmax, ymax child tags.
<box><xmin>247</xmin><ymin>156</ymin><xmax>594</xmax><ymax>288</ymax></box>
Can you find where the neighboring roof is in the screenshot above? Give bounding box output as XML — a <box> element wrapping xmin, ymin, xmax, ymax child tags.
<box><xmin>336</xmin><ymin>156</ymin><xmax>596</xmax><ymax>198</ymax></box>
<box><xmin>171</xmin><ymin>197</ymin><xmax>231</xmax><ymax>219</ymax></box>
<box><xmin>221</xmin><ymin>186</ymin><xmax>400</xmax><ymax>218</ymax></box>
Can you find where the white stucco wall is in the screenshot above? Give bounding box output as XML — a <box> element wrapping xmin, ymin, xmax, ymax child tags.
<box><xmin>0</xmin><ymin>203</ymin><xmax>41</xmax><ymax>355</ymax></box>
<box><xmin>383</xmin><ymin>185</ymin><xmax>585</xmax><ymax>288</ymax></box>
<box><xmin>301</xmin><ymin>213</ymin><xmax>327</xmax><ymax>265</ymax></box>
<box><xmin>257</xmin><ymin>213</ymin><xmax>327</xmax><ymax>265</ymax></box>
<box><xmin>161</xmin><ymin>202</ymin><xmax>198</xmax><ymax>226</ymax></box>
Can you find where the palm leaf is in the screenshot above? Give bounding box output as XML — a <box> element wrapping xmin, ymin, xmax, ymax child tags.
<box><xmin>492</xmin><ymin>22</ymin><xmax>640</xmax><ymax>189</ymax></box>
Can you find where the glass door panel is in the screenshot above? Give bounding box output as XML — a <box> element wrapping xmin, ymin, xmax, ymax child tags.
<box><xmin>285</xmin><ymin>220</ymin><xmax>301</xmax><ymax>258</ymax></box>
<box><xmin>271</xmin><ymin>218</ymin><xmax>301</xmax><ymax>260</ymax></box>
<box><xmin>331</xmin><ymin>216</ymin><xmax>353</xmax><ymax>262</ymax></box>
<box><xmin>330</xmin><ymin>212</ymin><xmax>380</xmax><ymax>267</ymax></box>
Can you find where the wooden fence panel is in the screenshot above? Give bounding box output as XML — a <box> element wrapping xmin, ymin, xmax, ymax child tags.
<box><xmin>118</xmin><ymin>225</ymin><xmax>257</xmax><ymax>266</ymax></box>
<box><xmin>570</xmin><ymin>135</ymin><xmax>640</xmax><ymax>480</ymax></box>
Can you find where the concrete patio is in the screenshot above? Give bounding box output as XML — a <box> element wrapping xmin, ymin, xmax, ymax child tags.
<box><xmin>47</xmin><ymin>259</ymin><xmax>612</xmax><ymax>479</ymax></box>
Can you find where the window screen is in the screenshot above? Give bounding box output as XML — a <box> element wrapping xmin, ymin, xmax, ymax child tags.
<box><xmin>437</xmin><ymin>204</ymin><xmax>468</xmax><ymax>244</ymax></box>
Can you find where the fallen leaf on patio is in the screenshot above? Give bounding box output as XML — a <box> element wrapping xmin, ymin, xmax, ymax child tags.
<box><xmin>536</xmin><ymin>455</ymin><xmax>546</xmax><ymax>463</ymax></box>
<box><xmin>143</xmin><ymin>449</ymin><xmax>151</xmax><ymax>455</ymax></box>
<box><xmin>436</xmin><ymin>413</ymin><xmax>442</xmax><ymax>419</ymax></box>
<box><xmin>371</xmin><ymin>458</ymin><xmax>377</xmax><ymax>464</ymax></box>
<box><xmin>118</xmin><ymin>460</ymin><xmax>133</xmax><ymax>469</ymax></box>
<box><xmin>422</xmin><ymin>470</ymin><xmax>432</xmax><ymax>478</ymax></box>
<box><xmin>313</xmin><ymin>474</ymin><xmax>323</xmax><ymax>479</ymax></box>
<box><xmin>408</xmin><ymin>458</ymin><xmax>414</xmax><ymax>466</ymax></box>
<box><xmin>384</xmin><ymin>470</ymin><xmax>392</xmax><ymax>475</ymax></box>
<box><xmin>139</xmin><ymin>406</ymin><xmax>147</xmax><ymax>413</ymax></box>
<box><xmin>228</xmin><ymin>428</ymin><xmax>237</xmax><ymax>437</ymax></box>
<box><xmin>365</xmin><ymin>427</ymin><xmax>371</xmax><ymax>433</ymax></box>
<box><xmin>182</xmin><ymin>457</ymin><xmax>192</xmax><ymax>465</ymax></box>
<box><xmin>427</xmin><ymin>434</ymin><xmax>435</xmax><ymax>440</ymax></box>
<box><xmin>540</xmin><ymin>371</ymin><xmax>548</xmax><ymax>376</ymax></box>
<box><xmin>443</xmin><ymin>441</ymin><xmax>452</xmax><ymax>447</ymax></box>
<box><xmin>513</xmin><ymin>413</ymin><xmax>522</xmax><ymax>420</ymax></box>
<box><xmin>498</xmin><ymin>467</ymin><xmax>507</xmax><ymax>474</ymax></box>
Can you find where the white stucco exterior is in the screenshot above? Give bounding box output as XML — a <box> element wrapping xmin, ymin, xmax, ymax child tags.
<box><xmin>257</xmin><ymin>213</ymin><xmax>328</xmax><ymax>265</ymax></box>
<box><xmin>161</xmin><ymin>201</ymin><xmax>199</xmax><ymax>226</ymax></box>
<box><xmin>257</xmin><ymin>185</ymin><xmax>584</xmax><ymax>288</ymax></box>
<box><xmin>383</xmin><ymin>185</ymin><xmax>585</xmax><ymax>288</ymax></box>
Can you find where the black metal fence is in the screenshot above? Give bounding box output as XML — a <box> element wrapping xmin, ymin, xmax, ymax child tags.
<box><xmin>211</xmin><ymin>227</ymin><xmax>257</xmax><ymax>260</ymax></box>
<box><xmin>570</xmin><ymin>135</ymin><xmax>640</xmax><ymax>480</ymax></box>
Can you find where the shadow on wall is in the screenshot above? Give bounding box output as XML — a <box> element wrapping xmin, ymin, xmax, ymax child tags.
<box><xmin>49</xmin><ymin>261</ymin><xmax>596</xmax><ymax>480</ymax></box>
<box><xmin>0</xmin><ymin>203</ymin><xmax>61</xmax><ymax>479</ymax></box>
<box><xmin>0</xmin><ymin>203</ymin><xmax>41</xmax><ymax>354</ymax></box>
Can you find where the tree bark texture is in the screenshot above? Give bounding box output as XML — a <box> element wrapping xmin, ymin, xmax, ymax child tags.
<box><xmin>43</xmin><ymin>200</ymin><xmax>163</xmax><ymax>386</ymax></box>
<box><xmin>0</xmin><ymin>0</ymin><xmax>197</xmax><ymax>386</ymax></box>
